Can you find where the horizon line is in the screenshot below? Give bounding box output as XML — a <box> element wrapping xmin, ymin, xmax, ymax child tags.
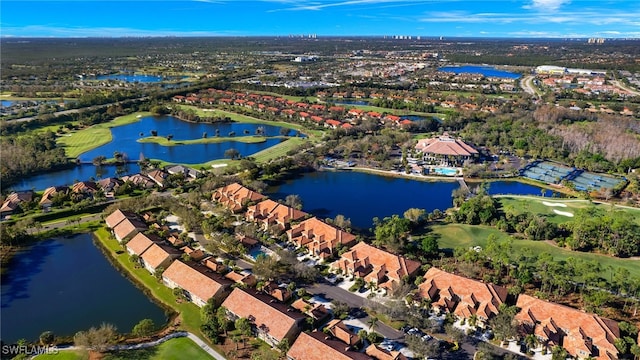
<box><xmin>2</xmin><ymin>35</ymin><xmax>639</xmax><ymax>40</ymax></box>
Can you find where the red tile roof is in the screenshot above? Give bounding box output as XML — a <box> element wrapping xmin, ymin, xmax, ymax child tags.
<box><xmin>112</xmin><ymin>217</ymin><xmax>148</xmax><ymax>242</ymax></box>
<box><xmin>325</xmin><ymin>319</ymin><xmax>361</xmax><ymax>346</ymax></box>
<box><xmin>212</xmin><ymin>183</ymin><xmax>266</xmax><ymax>213</ymax></box>
<box><xmin>126</xmin><ymin>232</ymin><xmax>156</xmax><ymax>255</ymax></box>
<box><xmin>287</xmin><ymin>217</ymin><xmax>356</xmax><ymax>259</ymax></box>
<box><xmin>163</xmin><ymin>261</ymin><xmax>231</xmax><ymax>306</ymax></box>
<box><xmin>105</xmin><ymin>209</ymin><xmax>141</xmax><ymax>229</ymax></box>
<box><xmin>221</xmin><ymin>288</ymin><xmax>304</xmax><ymax>343</ymax></box>
<box><xmin>140</xmin><ymin>243</ymin><xmax>181</xmax><ymax>271</ymax></box>
<box><xmin>246</xmin><ymin>199</ymin><xmax>308</xmax><ymax>230</ymax></box>
<box><xmin>333</xmin><ymin>242</ymin><xmax>420</xmax><ymax>289</ymax></box>
<box><xmin>418</xmin><ymin>267</ymin><xmax>508</xmax><ymax>321</ymax></box>
<box><xmin>515</xmin><ymin>294</ymin><xmax>620</xmax><ymax>360</ymax></box>
<box><xmin>415</xmin><ymin>135</ymin><xmax>478</xmax><ymax>157</ymax></box>
<box><xmin>365</xmin><ymin>344</ymin><xmax>408</xmax><ymax>360</ymax></box>
<box><xmin>288</xmin><ymin>331</ymin><xmax>371</xmax><ymax>360</ymax></box>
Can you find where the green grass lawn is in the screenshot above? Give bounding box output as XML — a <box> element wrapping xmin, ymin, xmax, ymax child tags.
<box><xmin>103</xmin><ymin>337</ymin><xmax>212</xmax><ymax>360</ymax></box>
<box><xmin>250</xmin><ymin>137</ymin><xmax>309</xmax><ymax>163</ymax></box>
<box><xmin>93</xmin><ymin>228</ymin><xmax>206</xmax><ymax>340</ymax></box>
<box><xmin>431</xmin><ymin>223</ymin><xmax>640</xmax><ymax>278</ymax></box>
<box><xmin>496</xmin><ymin>195</ymin><xmax>640</xmax><ymax>225</ymax></box>
<box><xmin>33</xmin><ymin>337</ymin><xmax>212</xmax><ymax>360</ymax></box>
<box><xmin>33</xmin><ymin>350</ymin><xmax>88</xmax><ymax>360</ymax></box>
<box><xmin>57</xmin><ymin>112</ymin><xmax>151</xmax><ymax>158</ymax></box>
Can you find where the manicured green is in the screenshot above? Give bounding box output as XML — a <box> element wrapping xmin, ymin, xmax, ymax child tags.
<box><xmin>137</xmin><ymin>135</ymin><xmax>277</xmax><ymax>146</ymax></box>
<box><xmin>250</xmin><ymin>137</ymin><xmax>308</xmax><ymax>163</ymax></box>
<box><xmin>57</xmin><ymin>112</ymin><xmax>151</xmax><ymax>158</ymax></box>
<box><xmin>431</xmin><ymin>223</ymin><xmax>640</xmax><ymax>278</ymax></box>
<box><xmin>103</xmin><ymin>337</ymin><xmax>212</xmax><ymax>360</ymax></box>
<box><xmin>93</xmin><ymin>228</ymin><xmax>205</xmax><ymax>340</ymax></box>
<box><xmin>496</xmin><ymin>195</ymin><xmax>640</xmax><ymax>225</ymax></box>
<box><xmin>33</xmin><ymin>350</ymin><xmax>88</xmax><ymax>360</ymax></box>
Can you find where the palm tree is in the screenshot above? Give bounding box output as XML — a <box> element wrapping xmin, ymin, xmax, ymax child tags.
<box><xmin>468</xmin><ymin>314</ymin><xmax>478</xmax><ymax>328</ymax></box>
<box><xmin>367</xmin><ymin>316</ymin><xmax>379</xmax><ymax>332</ymax></box>
<box><xmin>525</xmin><ymin>334</ymin><xmax>539</xmax><ymax>352</ymax></box>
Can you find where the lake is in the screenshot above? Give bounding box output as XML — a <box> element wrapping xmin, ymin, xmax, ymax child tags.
<box><xmin>266</xmin><ymin>171</ymin><xmax>550</xmax><ymax>229</ymax></box>
<box><xmin>1</xmin><ymin>233</ymin><xmax>167</xmax><ymax>343</ymax></box>
<box><xmin>438</xmin><ymin>65</ymin><xmax>521</xmax><ymax>79</ymax></box>
<box><xmin>96</xmin><ymin>74</ymin><xmax>168</xmax><ymax>83</ymax></box>
<box><xmin>78</xmin><ymin>115</ymin><xmax>296</xmax><ymax>164</ymax></box>
<box><xmin>8</xmin><ymin>164</ymin><xmax>141</xmax><ymax>192</ymax></box>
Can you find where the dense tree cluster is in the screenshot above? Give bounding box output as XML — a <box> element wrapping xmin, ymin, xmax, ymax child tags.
<box><xmin>567</xmin><ymin>207</ymin><xmax>640</xmax><ymax>257</ymax></box>
<box><xmin>0</xmin><ymin>131</ymin><xmax>69</xmax><ymax>186</ymax></box>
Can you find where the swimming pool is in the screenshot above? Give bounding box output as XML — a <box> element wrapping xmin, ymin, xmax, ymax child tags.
<box><xmin>433</xmin><ymin>167</ymin><xmax>458</xmax><ymax>176</ymax></box>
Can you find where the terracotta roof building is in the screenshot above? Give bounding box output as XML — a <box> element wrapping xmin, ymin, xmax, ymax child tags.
<box><xmin>418</xmin><ymin>267</ymin><xmax>508</xmax><ymax>323</ymax></box>
<box><xmin>245</xmin><ymin>199</ymin><xmax>308</xmax><ymax>231</ymax></box>
<box><xmin>287</xmin><ymin>218</ymin><xmax>356</xmax><ymax>259</ymax></box>
<box><xmin>515</xmin><ymin>294</ymin><xmax>620</xmax><ymax>360</ymax></box>
<box><xmin>224</xmin><ymin>271</ymin><xmax>257</xmax><ymax>287</ymax></box>
<box><xmin>125</xmin><ymin>232</ymin><xmax>157</xmax><ymax>256</ymax></box>
<box><xmin>139</xmin><ymin>243</ymin><xmax>182</xmax><ymax>274</ymax></box>
<box><xmin>39</xmin><ymin>186</ymin><xmax>68</xmax><ymax>209</ymax></box>
<box><xmin>287</xmin><ymin>331</ymin><xmax>371</xmax><ymax>360</ymax></box>
<box><xmin>365</xmin><ymin>344</ymin><xmax>408</xmax><ymax>360</ymax></box>
<box><xmin>111</xmin><ymin>217</ymin><xmax>148</xmax><ymax>243</ymax></box>
<box><xmin>415</xmin><ymin>134</ymin><xmax>478</xmax><ymax>166</ymax></box>
<box><xmin>221</xmin><ymin>288</ymin><xmax>305</xmax><ymax>347</ymax></box>
<box><xmin>291</xmin><ymin>299</ymin><xmax>330</xmax><ymax>322</ymax></box>
<box><xmin>212</xmin><ymin>183</ymin><xmax>266</xmax><ymax>213</ymax></box>
<box><xmin>325</xmin><ymin>319</ymin><xmax>361</xmax><ymax>347</ymax></box>
<box><xmin>332</xmin><ymin>242</ymin><xmax>420</xmax><ymax>291</ymax></box>
<box><xmin>1</xmin><ymin>191</ymin><xmax>35</xmax><ymax>216</ymax></box>
<box><xmin>162</xmin><ymin>260</ymin><xmax>232</xmax><ymax>307</ymax></box>
<box><xmin>105</xmin><ymin>209</ymin><xmax>143</xmax><ymax>229</ymax></box>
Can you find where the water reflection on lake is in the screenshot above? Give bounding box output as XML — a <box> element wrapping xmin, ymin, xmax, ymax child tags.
<box><xmin>0</xmin><ymin>233</ymin><xmax>167</xmax><ymax>343</ymax></box>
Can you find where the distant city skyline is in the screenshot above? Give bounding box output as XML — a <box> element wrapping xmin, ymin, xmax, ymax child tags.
<box><xmin>1</xmin><ymin>0</ymin><xmax>639</xmax><ymax>39</ymax></box>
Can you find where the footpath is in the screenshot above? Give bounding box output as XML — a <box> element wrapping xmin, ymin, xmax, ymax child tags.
<box><xmin>49</xmin><ymin>332</ymin><xmax>225</xmax><ymax>360</ymax></box>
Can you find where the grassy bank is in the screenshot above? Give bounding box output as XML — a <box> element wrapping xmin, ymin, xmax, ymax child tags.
<box><xmin>104</xmin><ymin>337</ymin><xmax>212</xmax><ymax>360</ymax></box>
<box><xmin>137</xmin><ymin>135</ymin><xmax>276</xmax><ymax>146</ymax></box>
<box><xmin>431</xmin><ymin>223</ymin><xmax>640</xmax><ymax>278</ymax></box>
<box><xmin>93</xmin><ymin>228</ymin><xmax>207</xmax><ymax>342</ymax></box>
<box><xmin>33</xmin><ymin>337</ymin><xmax>211</xmax><ymax>360</ymax></box>
<box><xmin>57</xmin><ymin>112</ymin><xmax>151</xmax><ymax>158</ymax></box>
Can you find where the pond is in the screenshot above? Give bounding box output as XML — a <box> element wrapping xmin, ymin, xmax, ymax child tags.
<box><xmin>334</xmin><ymin>100</ymin><xmax>370</xmax><ymax>106</ymax></box>
<box><xmin>400</xmin><ymin>114</ymin><xmax>442</xmax><ymax>123</ymax></box>
<box><xmin>1</xmin><ymin>233</ymin><xmax>167</xmax><ymax>343</ymax></box>
<box><xmin>78</xmin><ymin>115</ymin><xmax>297</xmax><ymax>164</ymax></box>
<box><xmin>7</xmin><ymin>164</ymin><xmax>141</xmax><ymax>192</ymax></box>
<box><xmin>265</xmin><ymin>171</ymin><xmax>551</xmax><ymax>229</ymax></box>
<box><xmin>438</xmin><ymin>65</ymin><xmax>521</xmax><ymax>79</ymax></box>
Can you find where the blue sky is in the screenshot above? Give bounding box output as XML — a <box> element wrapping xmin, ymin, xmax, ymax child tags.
<box><xmin>1</xmin><ymin>0</ymin><xmax>639</xmax><ymax>38</ymax></box>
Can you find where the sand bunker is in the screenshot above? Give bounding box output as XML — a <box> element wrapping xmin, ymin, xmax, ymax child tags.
<box><xmin>553</xmin><ymin>209</ymin><xmax>574</xmax><ymax>217</ymax></box>
<box><xmin>542</xmin><ymin>201</ymin><xmax>567</xmax><ymax>208</ymax></box>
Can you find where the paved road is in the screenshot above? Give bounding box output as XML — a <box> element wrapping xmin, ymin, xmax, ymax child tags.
<box><xmin>611</xmin><ymin>80</ymin><xmax>640</xmax><ymax>96</ymax></box>
<box><xmin>520</xmin><ymin>75</ymin><xmax>541</xmax><ymax>99</ymax></box>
